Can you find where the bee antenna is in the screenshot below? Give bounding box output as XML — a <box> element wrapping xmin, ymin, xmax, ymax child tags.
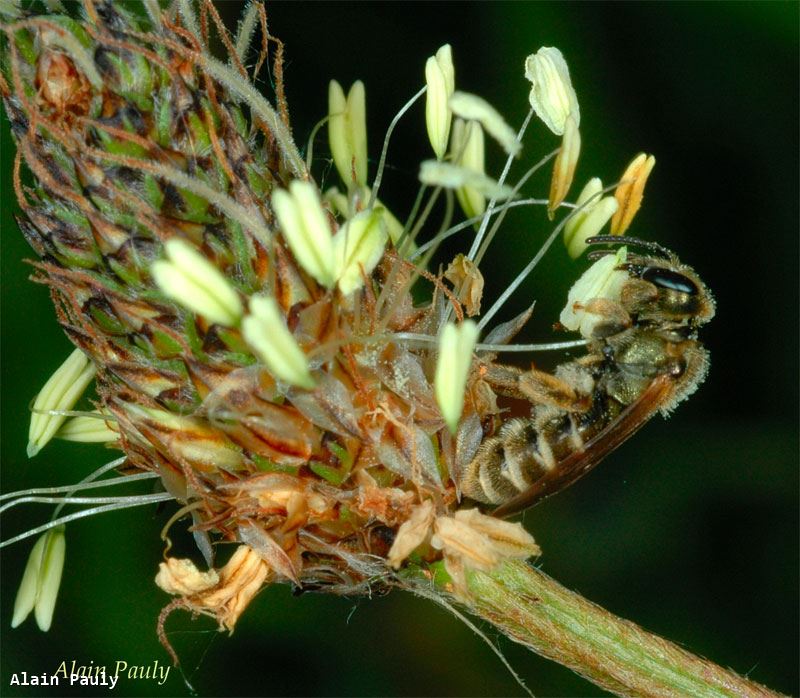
<box><xmin>586</xmin><ymin>249</ymin><xmax>616</xmax><ymax>262</ymax></box>
<box><xmin>586</xmin><ymin>235</ymin><xmax>672</xmax><ymax>258</ymax></box>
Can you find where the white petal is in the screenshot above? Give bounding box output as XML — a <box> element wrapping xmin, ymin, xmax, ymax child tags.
<box><xmin>451</xmin><ymin>119</ymin><xmax>486</xmax><ymax>219</ymax></box>
<box><xmin>329</xmin><ymin>80</ymin><xmax>368</xmax><ymax>186</ymax></box>
<box><xmin>56</xmin><ymin>414</ymin><xmax>118</xmax><ymax>442</ymax></box>
<box><xmin>11</xmin><ymin>533</ymin><xmax>46</xmax><ymax>628</ymax></box>
<box><xmin>560</xmin><ymin>247</ymin><xmax>628</xmax><ymax>336</ymax></box>
<box><xmin>152</xmin><ymin>259</ymin><xmax>237</xmax><ymax>326</ymax></box>
<box><xmin>565</xmin><ymin>196</ymin><xmax>619</xmax><ymax>259</ymax></box>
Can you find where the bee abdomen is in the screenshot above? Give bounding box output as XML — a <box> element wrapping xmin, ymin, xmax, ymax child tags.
<box><xmin>461</xmin><ymin>418</ymin><xmax>556</xmax><ymax>505</ymax></box>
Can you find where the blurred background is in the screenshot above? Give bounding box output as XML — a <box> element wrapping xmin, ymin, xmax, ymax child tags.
<box><xmin>2</xmin><ymin>2</ymin><xmax>797</xmax><ymax>696</ymax></box>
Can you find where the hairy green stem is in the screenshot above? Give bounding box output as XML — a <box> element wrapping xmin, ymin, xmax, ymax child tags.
<box><xmin>463</xmin><ymin>560</ymin><xmax>781</xmax><ymax>697</ymax></box>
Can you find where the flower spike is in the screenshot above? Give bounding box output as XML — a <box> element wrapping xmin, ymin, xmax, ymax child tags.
<box><xmin>425</xmin><ymin>44</ymin><xmax>455</xmax><ymax>160</ymax></box>
<box><xmin>525</xmin><ymin>46</ymin><xmax>580</xmax><ymax>135</ymax></box>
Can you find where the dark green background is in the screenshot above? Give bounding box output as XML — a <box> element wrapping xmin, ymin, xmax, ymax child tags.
<box><xmin>2</xmin><ymin>2</ymin><xmax>797</xmax><ymax>696</ymax></box>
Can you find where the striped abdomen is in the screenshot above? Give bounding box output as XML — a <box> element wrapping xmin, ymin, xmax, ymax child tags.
<box><xmin>461</xmin><ymin>388</ymin><xmax>621</xmax><ymax>505</ymax></box>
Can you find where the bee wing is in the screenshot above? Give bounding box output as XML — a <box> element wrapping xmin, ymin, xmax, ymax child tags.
<box><xmin>491</xmin><ymin>375</ymin><xmax>674</xmax><ymax>519</ymax></box>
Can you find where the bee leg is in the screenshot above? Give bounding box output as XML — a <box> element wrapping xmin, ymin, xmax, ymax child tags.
<box><xmin>582</xmin><ymin>298</ymin><xmax>632</xmax><ymax>339</ymax></box>
<box><xmin>480</xmin><ymin>363</ymin><xmax>528</xmax><ymax>400</ymax></box>
<box><xmin>518</xmin><ymin>368</ymin><xmax>591</xmax><ymax>412</ymax></box>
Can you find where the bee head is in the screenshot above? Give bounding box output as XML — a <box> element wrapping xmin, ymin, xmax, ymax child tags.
<box><xmin>585</xmin><ymin>236</ymin><xmax>715</xmax><ymax>331</ymax></box>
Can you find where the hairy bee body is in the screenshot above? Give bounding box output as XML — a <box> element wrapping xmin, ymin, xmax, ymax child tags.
<box><xmin>463</xmin><ymin>241</ymin><xmax>715</xmax><ymax>516</ymax></box>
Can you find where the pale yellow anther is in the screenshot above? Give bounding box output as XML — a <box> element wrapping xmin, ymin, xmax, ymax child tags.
<box><xmin>272</xmin><ymin>180</ymin><xmax>337</xmax><ymax>288</ymax></box>
<box><xmin>328</xmin><ymin>80</ymin><xmax>368</xmax><ymax>187</ymax></box>
<box><xmin>564</xmin><ymin>178</ymin><xmax>619</xmax><ymax>259</ymax></box>
<box><xmin>56</xmin><ymin>412</ymin><xmax>118</xmax><ymax>443</ymax></box>
<box><xmin>449</xmin><ymin>91</ymin><xmax>520</xmax><ymax>157</ymax></box>
<box><xmin>28</xmin><ymin>348</ymin><xmax>96</xmax><ymax>458</ymax></box>
<box><xmin>435</xmin><ymin>320</ymin><xmax>479</xmax><ymax>433</ymax></box>
<box><xmin>419</xmin><ymin>160</ymin><xmax>513</xmax><ymax>200</ymax></box>
<box><xmin>151</xmin><ymin>238</ymin><xmax>243</xmax><ymax>326</ymax></box>
<box><xmin>242</xmin><ymin>295</ymin><xmax>315</xmax><ymax>389</ymax></box>
<box><xmin>610</xmin><ymin>153</ymin><xmax>656</xmax><ymax>235</ymax></box>
<box><xmin>334</xmin><ymin>208</ymin><xmax>388</xmax><ymax>295</ymax></box>
<box><xmin>450</xmin><ymin>118</ymin><xmax>486</xmax><ymax>220</ymax></box>
<box><xmin>525</xmin><ymin>46</ymin><xmax>580</xmax><ymax>135</ymax></box>
<box><xmin>12</xmin><ymin>527</ymin><xmax>66</xmax><ymax>632</ymax></box>
<box><xmin>548</xmin><ymin>114</ymin><xmax>581</xmax><ymax>218</ymax></box>
<box><xmin>323</xmin><ymin>186</ymin><xmax>409</xmax><ymax>250</ymax></box>
<box><xmin>560</xmin><ymin>247</ymin><xmax>629</xmax><ymax>338</ymax></box>
<box><xmin>425</xmin><ymin>44</ymin><xmax>455</xmax><ymax>160</ymax></box>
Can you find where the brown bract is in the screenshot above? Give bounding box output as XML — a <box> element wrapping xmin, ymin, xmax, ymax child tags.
<box><xmin>36</xmin><ymin>50</ymin><xmax>91</xmax><ymax>118</ymax></box>
<box><xmin>444</xmin><ymin>254</ymin><xmax>484</xmax><ymax>317</ymax></box>
<box><xmin>156</xmin><ymin>546</ymin><xmax>270</xmax><ymax>632</ymax></box>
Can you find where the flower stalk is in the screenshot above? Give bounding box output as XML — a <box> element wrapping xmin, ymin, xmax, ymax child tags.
<box><xmin>458</xmin><ymin>560</ymin><xmax>782</xmax><ymax>698</ymax></box>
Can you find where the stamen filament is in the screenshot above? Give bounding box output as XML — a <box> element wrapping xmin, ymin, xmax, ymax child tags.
<box><xmin>0</xmin><ymin>493</ymin><xmax>176</xmax><ymax>549</ymax></box>
<box><xmin>368</xmin><ymin>86</ymin><xmax>427</xmax><ymax>208</ymax></box>
<box><xmin>0</xmin><ymin>472</ymin><xmax>158</xmax><ymax>503</ymax></box>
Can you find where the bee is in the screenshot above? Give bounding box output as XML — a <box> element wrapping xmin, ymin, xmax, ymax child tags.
<box><xmin>462</xmin><ymin>237</ymin><xmax>715</xmax><ymax>518</ymax></box>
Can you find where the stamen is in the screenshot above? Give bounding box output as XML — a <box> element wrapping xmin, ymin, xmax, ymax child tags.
<box><xmin>0</xmin><ymin>493</ymin><xmax>176</xmax><ymax>549</ymax></box>
<box><xmin>0</xmin><ymin>472</ymin><xmax>158</xmax><ymax>503</ymax></box>
<box><xmin>368</xmin><ymin>86</ymin><xmax>427</xmax><ymax>208</ymax></box>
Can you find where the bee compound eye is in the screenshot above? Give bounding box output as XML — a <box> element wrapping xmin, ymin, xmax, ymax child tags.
<box><xmin>641</xmin><ymin>267</ymin><xmax>699</xmax><ymax>296</ymax></box>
